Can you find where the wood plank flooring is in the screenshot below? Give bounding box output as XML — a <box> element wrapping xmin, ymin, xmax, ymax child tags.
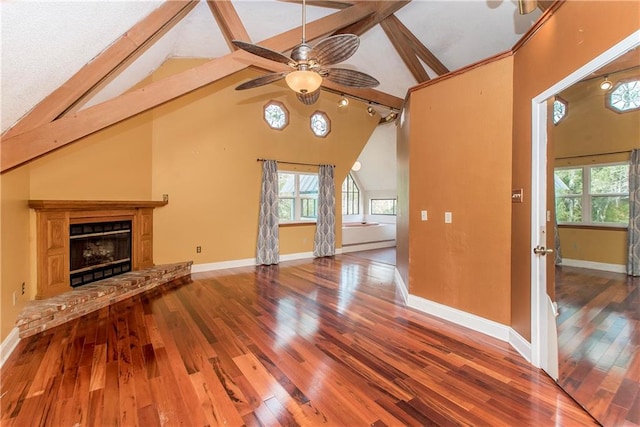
<box><xmin>1</xmin><ymin>255</ymin><xmax>596</xmax><ymax>426</ymax></box>
<box><xmin>556</xmin><ymin>266</ymin><xmax>639</xmax><ymax>427</ymax></box>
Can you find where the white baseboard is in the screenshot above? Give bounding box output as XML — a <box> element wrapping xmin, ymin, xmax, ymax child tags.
<box><xmin>407</xmin><ymin>294</ymin><xmax>511</xmax><ymax>342</ymax></box>
<box><xmin>0</xmin><ymin>328</ymin><xmax>20</xmax><ymax>367</ymax></box>
<box><xmin>560</xmin><ymin>258</ymin><xmax>626</xmax><ymax>274</ymax></box>
<box><xmin>508</xmin><ymin>329</ymin><xmax>532</xmax><ymax>363</ymax></box>
<box><xmin>192</xmin><ymin>249</ymin><xmax>342</xmax><ymax>273</ymax></box>
<box><xmin>394</xmin><ymin>268</ymin><xmax>408</xmax><ymax>305</ymax></box>
<box><xmin>341</xmin><ymin>240</ymin><xmax>396</xmax><ymax>253</ymax></box>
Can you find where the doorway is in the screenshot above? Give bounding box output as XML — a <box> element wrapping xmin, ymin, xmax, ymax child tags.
<box><xmin>530</xmin><ymin>29</ymin><xmax>640</xmax><ymax>423</ymax></box>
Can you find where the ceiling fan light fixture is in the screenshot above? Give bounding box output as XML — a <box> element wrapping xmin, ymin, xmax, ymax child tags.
<box><xmin>600</xmin><ymin>76</ymin><xmax>613</xmax><ymax>90</ymax></box>
<box><xmin>285</xmin><ymin>70</ymin><xmax>323</xmax><ymax>94</ymax></box>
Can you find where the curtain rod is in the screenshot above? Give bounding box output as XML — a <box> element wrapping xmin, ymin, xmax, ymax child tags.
<box><xmin>555</xmin><ymin>150</ymin><xmax>631</xmax><ymax>160</ymax></box>
<box><xmin>256</xmin><ymin>158</ymin><xmax>335</xmax><ymax>168</ymax></box>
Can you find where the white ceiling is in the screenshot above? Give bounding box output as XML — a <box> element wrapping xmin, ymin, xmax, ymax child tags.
<box><xmin>0</xmin><ymin>0</ymin><xmax>542</xmax><ymax>198</ymax></box>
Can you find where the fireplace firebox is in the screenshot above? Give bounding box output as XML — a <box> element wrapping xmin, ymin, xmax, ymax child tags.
<box><xmin>69</xmin><ymin>220</ymin><xmax>132</xmax><ymax>287</ymax></box>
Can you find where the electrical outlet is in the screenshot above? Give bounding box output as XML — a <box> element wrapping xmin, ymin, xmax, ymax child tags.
<box><xmin>196</xmin><ymin>246</ymin><xmax>201</xmax><ymax>253</ymax></box>
<box><xmin>421</xmin><ymin>210</ymin><xmax>428</xmax><ymax>221</ymax></box>
<box><xmin>21</xmin><ymin>282</ymin><xmax>25</xmax><ymax>295</ymax></box>
<box><xmin>445</xmin><ymin>212</ymin><xmax>453</xmax><ymax>223</ymax></box>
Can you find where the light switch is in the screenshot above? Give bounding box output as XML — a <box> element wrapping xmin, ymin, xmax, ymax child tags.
<box><xmin>445</xmin><ymin>212</ymin><xmax>452</xmax><ymax>223</ymax></box>
<box><xmin>421</xmin><ymin>210</ymin><xmax>428</xmax><ymax>221</ymax></box>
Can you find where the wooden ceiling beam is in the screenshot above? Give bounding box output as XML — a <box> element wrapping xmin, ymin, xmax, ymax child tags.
<box><xmin>537</xmin><ymin>1</ymin><xmax>555</xmax><ymax>12</ymax></box>
<box><xmin>380</xmin><ymin>17</ymin><xmax>430</xmax><ymax>83</ymax></box>
<box><xmin>2</xmin><ymin>0</ymin><xmax>199</xmax><ymax>140</ymax></box>
<box><xmin>337</xmin><ymin>1</ymin><xmax>410</xmax><ymax>36</ymax></box>
<box><xmin>384</xmin><ymin>15</ymin><xmax>448</xmax><ymax>76</ymax></box>
<box><xmin>207</xmin><ymin>0</ymin><xmax>251</xmax><ymax>47</ymax></box>
<box><xmin>1</xmin><ymin>2</ymin><xmax>382</xmax><ymax>172</ymax></box>
<box><xmin>278</xmin><ymin>0</ymin><xmax>356</xmax><ymax>9</ymax></box>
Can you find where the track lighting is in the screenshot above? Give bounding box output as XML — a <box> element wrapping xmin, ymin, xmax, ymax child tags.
<box><xmin>600</xmin><ymin>75</ymin><xmax>613</xmax><ymax>90</ymax></box>
<box><xmin>338</xmin><ymin>96</ymin><xmax>349</xmax><ymax>108</ymax></box>
<box><xmin>367</xmin><ymin>106</ymin><xmax>375</xmax><ymax>116</ymax></box>
<box><xmin>351</xmin><ymin>161</ymin><xmax>362</xmax><ymax>171</ymax></box>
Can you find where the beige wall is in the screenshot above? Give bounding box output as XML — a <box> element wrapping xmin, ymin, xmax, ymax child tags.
<box><xmin>1</xmin><ymin>168</ymin><xmax>30</xmax><ymax>341</ymax></box>
<box><xmin>150</xmin><ymin>60</ymin><xmax>377</xmax><ymax>264</ymax></box>
<box><xmin>405</xmin><ymin>57</ymin><xmax>514</xmax><ymax>325</ymax></box>
<box><xmin>511</xmin><ymin>0</ymin><xmax>639</xmax><ymax>340</ymax></box>
<box><xmin>0</xmin><ymin>60</ymin><xmax>376</xmax><ymax>342</ymax></box>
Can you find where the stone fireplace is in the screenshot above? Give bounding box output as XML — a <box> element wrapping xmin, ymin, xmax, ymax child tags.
<box><xmin>29</xmin><ymin>200</ymin><xmax>168</xmax><ymax>299</ymax></box>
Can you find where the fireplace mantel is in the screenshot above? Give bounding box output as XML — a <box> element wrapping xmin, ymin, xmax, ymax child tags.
<box><xmin>29</xmin><ymin>199</ymin><xmax>168</xmax><ymax>299</ymax></box>
<box><xmin>28</xmin><ymin>200</ymin><xmax>168</xmax><ymax>210</ymax></box>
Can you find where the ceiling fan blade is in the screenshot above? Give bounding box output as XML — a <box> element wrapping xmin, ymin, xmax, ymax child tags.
<box><xmin>311</xmin><ymin>34</ymin><xmax>360</xmax><ymax>66</ymax></box>
<box><xmin>323</xmin><ymin>68</ymin><xmax>379</xmax><ymax>88</ymax></box>
<box><xmin>296</xmin><ymin>90</ymin><xmax>320</xmax><ymax>105</ymax></box>
<box><xmin>235</xmin><ymin>72</ymin><xmax>288</xmax><ymax>90</ymax></box>
<box><xmin>232</xmin><ymin>40</ymin><xmax>294</xmax><ymax>66</ymax></box>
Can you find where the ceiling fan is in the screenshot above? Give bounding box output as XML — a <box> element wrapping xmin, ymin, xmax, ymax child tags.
<box><xmin>232</xmin><ymin>0</ymin><xmax>380</xmax><ymax>105</ymax></box>
<box><xmin>517</xmin><ymin>0</ymin><xmax>537</xmax><ymax>15</ymax></box>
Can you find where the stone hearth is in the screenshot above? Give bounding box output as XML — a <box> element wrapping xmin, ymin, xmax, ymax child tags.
<box><xmin>16</xmin><ymin>261</ymin><xmax>192</xmax><ymax>338</ymax></box>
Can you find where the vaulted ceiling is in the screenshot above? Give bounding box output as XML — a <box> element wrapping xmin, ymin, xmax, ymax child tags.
<box><xmin>0</xmin><ymin>0</ymin><xmax>548</xmax><ymax>172</ymax></box>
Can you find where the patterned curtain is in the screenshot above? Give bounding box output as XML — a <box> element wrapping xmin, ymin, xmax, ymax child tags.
<box><xmin>628</xmin><ymin>149</ymin><xmax>640</xmax><ymax>276</ymax></box>
<box><xmin>314</xmin><ymin>164</ymin><xmax>336</xmax><ymax>257</ymax></box>
<box><xmin>256</xmin><ymin>160</ymin><xmax>279</xmax><ymax>265</ymax></box>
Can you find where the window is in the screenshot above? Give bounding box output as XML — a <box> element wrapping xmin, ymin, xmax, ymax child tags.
<box><xmin>607</xmin><ymin>79</ymin><xmax>640</xmax><ymax>113</ymax></box>
<box><xmin>342</xmin><ymin>174</ymin><xmax>360</xmax><ymax>215</ymax></box>
<box><xmin>553</xmin><ymin>97</ymin><xmax>567</xmax><ymax>125</ymax></box>
<box><xmin>264</xmin><ymin>101</ymin><xmax>289</xmax><ymax>130</ymax></box>
<box><xmin>278</xmin><ymin>172</ymin><xmax>318</xmax><ymax>222</ymax></box>
<box><xmin>555</xmin><ymin>163</ymin><xmax>629</xmax><ymax>226</ymax></box>
<box><xmin>370</xmin><ymin>199</ymin><xmax>397</xmax><ymax>215</ymax></box>
<box><xmin>311</xmin><ymin>111</ymin><xmax>330</xmax><ymax>137</ymax></box>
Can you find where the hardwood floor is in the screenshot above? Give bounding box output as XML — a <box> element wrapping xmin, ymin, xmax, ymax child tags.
<box><xmin>1</xmin><ymin>256</ymin><xmax>596</xmax><ymax>426</ymax></box>
<box><xmin>556</xmin><ymin>266</ymin><xmax>639</xmax><ymax>427</ymax></box>
<box><xmin>345</xmin><ymin>247</ymin><xmax>396</xmax><ymax>266</ymax></box>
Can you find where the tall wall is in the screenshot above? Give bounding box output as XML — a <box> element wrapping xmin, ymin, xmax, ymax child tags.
<box><xmin>150</xmin><ymin>60</ymin><xmax>378</xmax><ymax>265</ymax></box>
<box><xmin>405</xmin><ymin>57</ymin><xmax>514</xmax><ymax>325</ymax></box>
<box><xmin>511</xmin><ymin>0</ymin><xmax>640</xmax><ymax>340</ymax></box>
<box><xmin>0</xmin><ymin>60</ymin><xmax>377</xmax><ymax>342</ymax></box>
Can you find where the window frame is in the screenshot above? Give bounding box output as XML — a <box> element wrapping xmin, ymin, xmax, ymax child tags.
<box><xmin>277</xmin><ymin>171</ymin><xmax>318</xmax><ymax>224</ymax></box>
<box><xmin>554</xmin><ymin>161</ymin><xmax>630</xmax><ymax>228</ymax></box>
<box><xmin>310</xmin><ymin>111</ymin><xmax>331</xmax><ymax>137</ymax></box>
<box><xmin>342</xmin><ymin>173</ymin><xmax>360</xmax><ymax>216</ymax></box>
<box><xmin>370</xmin><ymin>198</ymin><xmax>397</xmax><ymax>216</ymax></box>
<box><xmin>263</xmin><ymin>100</ymin><xmax>289</xmax><ymax>130</ymax></box>
<box><xmin>605</xmin><ymin>77</ymin><xmax>640</xmax><ymax>114</ymax></box>
<box><xmin>552</xmin><ymin>96</ymin><xmax>568</xmax><ymax>125</ymax></box>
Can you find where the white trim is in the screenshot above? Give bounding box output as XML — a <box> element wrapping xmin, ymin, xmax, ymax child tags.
<box><xmin>0</xmin><ymin>328</ymin><xmax>20</xmax><ymax>367</ymax></box>
<box><xmin>191</xmin><ymin>257</ymin><xmax>255</xmax><ymax>273</ymax></box>
<box><xmin>530</xmin><ymin>30</ymin><xmax>640</xmax><ymax>372</ymax></box>
<box><xmin>191</xmin><ymin>250</ymin><xmax>342</xmax><ymax>273</ymax></box>
<box><xmin>340</xmin><ymin>241</ymin><xmax>396</xmax><ymax>253</ymax></box>
<box><xmin>560</xmin><ymin>258</ymin><xmax>626</xmax><ymax>274</ymax></box>
<box><xmin>509</xmin><ymin>329</ymin><xmax>532</xmax><ymax>363</ymax></box>
<box><xmin>407</xmin><ymin>294</ymin><xmax>510</xmax><ymax>342</ymax></box>
<box><xmin>394</xmin><ymin>268</ymin><xmax>408</xmax><ymax>305</ymax></box>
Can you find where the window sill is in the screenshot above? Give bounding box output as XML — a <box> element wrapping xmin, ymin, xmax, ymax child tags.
<box><xmin>558</xmin><ymin>224</ymin><xmax>628</xmax><ymax>231</ymax></box>
<box><xmin>279</xmin><ymin>221</ymin><xmax>316</xmax><ymax>227</ymax></box>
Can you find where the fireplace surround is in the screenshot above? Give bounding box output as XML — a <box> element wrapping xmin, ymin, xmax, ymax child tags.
<box><xmin>29</xmin><ymin>200</ymin><xmax>168</xmax><ymax>299</ymax></box>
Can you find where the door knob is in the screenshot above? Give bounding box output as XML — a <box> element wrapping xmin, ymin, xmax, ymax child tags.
<box><xmin>533</xmin><ymin>245</ymin><xmax>554</xmax><ymax>256</ymax></box>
